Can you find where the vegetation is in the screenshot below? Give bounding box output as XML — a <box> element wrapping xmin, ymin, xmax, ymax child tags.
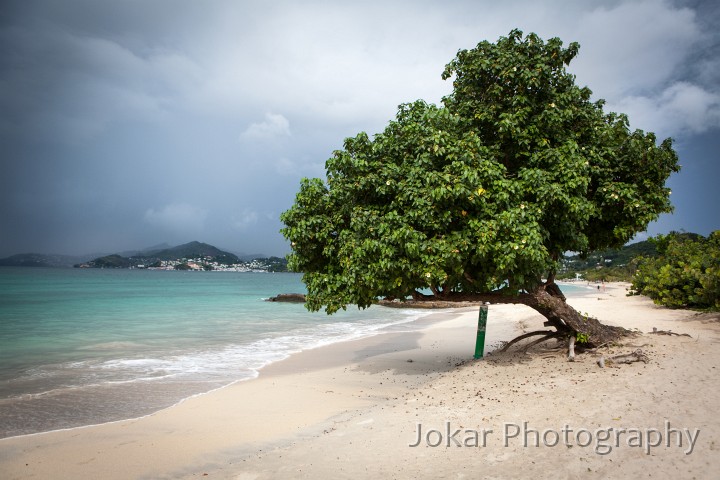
<box><xmin>281</xmin><ymin>29</ymin><xmax>679</xmax><ymax>346</ymax></box>
<box><xmin>558</xmin><ymin>239</ymin><xmax>658</xmax><ymax>282</ymax></box>
<box><xmin>262</xmin><ymin>256</ymin><xmax>291</xmax><ymax>272</ymax></box>
<box><xmin>149</xmin><ymin>241</ymin><xmax>241</xmax><ymax>264</ymax></box>
<box><xmin>565</xmin><ymin>265</ymin><xmax>634</xmax><ymax>283</ymax></box>
<box><xmin>630</xmin><ymin>231</ymin><xmax>720</xmax><ymax>310</ymax></box>
<box><xmin>0</xmin><ymin>253</ymin><xmax>94</xmax><ymax>268</ymax></box>
<box><xmin>1</xmin><ymin>241</ymin><xmax>290</xmax><ymax>272</ymax></box>
<box><xmin>90</xmin><ymin>254</ymin><xmax>133</xmax><ymax>269</ymax></box>
<box><xmin>67</xmin><ymin>241</ymin><xmax>288</xmax><ymax>272</ymax></box>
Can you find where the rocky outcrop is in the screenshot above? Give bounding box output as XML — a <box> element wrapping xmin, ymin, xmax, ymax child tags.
<box><xmin>267</xmin><ymin>293</ymin><xmax>307</xmax><ymax>303</ymax></box>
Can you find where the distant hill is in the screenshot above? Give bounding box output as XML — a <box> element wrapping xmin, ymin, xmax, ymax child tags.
<box><xmin>88</xmin><ymin>254</ymin><xmax>133</xmax><ymax>269</ymax></box>
<box><xmin>149</xmin><ymin>241</ymin><xmax>240</xmax><ymax>264</ymax></box>
<box><xmin>0</xmin><ymin>241</ymin><xmax>288</xmax><ymax>271</ymax></box>
<box><xmin>79</xmin><ymin>241</ymin><xmax>239</xmax><ymax>268</ymax></box>
<box><xmin>237</xmin><ymin>253</ymin><xmax>269</xmax><ymax>261</ymax></box>
<box><xmin>562</xmin><ymin>239</ymin><xmax>657</xmax><ymax>271</ymax></box>
<box><xmin>117</xmin><ymin>243</ymin><xmax>171</xmax><ymax>258</ymax></box>
<box><xmin>0</xmin><ymin>253</ymin><xmax>96</xmax><ymax>268</ymax></box>
<box><xmin>259</xmin><ymin>256</ymin><xmax>290</xmax><ymax>272</ymax></box>
<box><xmin>559</xmin><ymin>239</ymin><xmax>660</xmax><ymax>281</ymax></box>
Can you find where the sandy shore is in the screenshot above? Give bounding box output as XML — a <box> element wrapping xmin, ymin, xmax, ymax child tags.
<box><xmin>1</xmin><ymin>283</ymin><xmax>719</xmax><ymax>479</ymax></box>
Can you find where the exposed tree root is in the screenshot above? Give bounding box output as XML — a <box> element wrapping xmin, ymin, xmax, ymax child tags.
<box><xmin>499</xmin><ymin>330</ymin><xmax>557</xmax><ymax>352</ymax></box>
<box><xmin>597</xmin><ymin>349</ymin><xmax>649</xmax><ymax>368</ymax></box>
<box><xmin>501</xmin><ymin>331</ymin><xmax>590</xmax><ymax>362</ymax></box>
<box><xmin>522</xmin><ymin>332</ymin><xmax>564</xmax><ymax>353</ymax></box>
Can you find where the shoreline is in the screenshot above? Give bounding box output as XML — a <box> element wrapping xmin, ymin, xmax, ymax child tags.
<box><xmin>2</xmin><ymin>284</ymin><xmax>719</xmax><ymax>478</ymax></box>
<box><xmin>0</xmin><ymin>282</ymin><xmax>590</xmax><ymax>441</ymax></box>
<box><xmin>0</xmin><ymin>308</ymin><xmax>443</xmax><ymax>443</ymax></box>
<box><xmin>0</xmin><ymin>302</ymin><xmax>432</xmax><ymax>440</ymax></box>
<box><xmin>1</xmin><ymin>306</ymin><xmax>476</xmax><ymax>437</ymax></box>
<box><xmin>0</xmin><ymin>305</ymin><xmax>519</xmax><ymax>478</ymax></box>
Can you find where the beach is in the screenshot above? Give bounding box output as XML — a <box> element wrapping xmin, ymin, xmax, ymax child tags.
<box><xmin>1</xmin><ymin>283</ymin><xmax>719</xmax><ymax>479</ymax></box>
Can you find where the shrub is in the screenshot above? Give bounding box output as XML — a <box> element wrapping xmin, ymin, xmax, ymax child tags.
<box><xmin>630</xmin><ymin>231</ymin><xmax>720</xmax><ymax>309</ymax></box>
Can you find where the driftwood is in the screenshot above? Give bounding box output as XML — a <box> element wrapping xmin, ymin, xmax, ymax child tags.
<box><xmin>649</xmin><ymin>327</ymin><xmax>692</xmax><ymax>337</ymax></box>
<box><xmin>597</xmin><ymin>349</ymin><xmax>649</xmax><ymax>368</ymax></box>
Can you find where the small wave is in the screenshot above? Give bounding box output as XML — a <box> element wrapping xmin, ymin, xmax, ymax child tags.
<box><xmin>0</xmin><ymin>308</ymin><xmax>431</xmax><ymax>438</ymax></box>
<box><xmin>76</xmin><ymin>341</ymin><xmax>146</xmax><ymax>351</ymax></box>
<box><xmin>77</xmin><ymin>309</ymin><xmax>431</xmax><ymax>384</ymax></box>
<box><xmin>5</xmin><ymin>309</ymin><xmax>430</xmax><ymax>391</ymax></box>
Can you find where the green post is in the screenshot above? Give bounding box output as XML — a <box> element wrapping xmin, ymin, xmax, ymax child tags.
<box><xmin>474</xmin><ymin>304</ymin><xmax>488</xmax><ymax>359</ymax></box>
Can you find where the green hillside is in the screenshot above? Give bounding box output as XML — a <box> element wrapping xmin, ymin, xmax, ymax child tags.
<box><xmin>150</xmin><ymin>241</ymin><xmax>240</xmax><ymax>264</ymax></box>
<box><xmin>0</xmin><ymin>253</ymin><xmax>94</xmax><ymax>267</ymax></box>
<box><xmin>559</xmin><ymin>239</ymin><xmax>658</xmax><ymax>281</ymax></box>
<box><xmin>90</xmin><ymin>254</ymin><xmax>133</xmax><ymax>269</ymax></box>
<box><xmin>1</xmin><ymin>241</ymin><xmax>288</xmax><ymax>271</ymax></box>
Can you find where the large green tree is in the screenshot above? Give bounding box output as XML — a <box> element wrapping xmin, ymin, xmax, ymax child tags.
<box><xmin>281</xmin><ymin>30</ymin><xmax>679</xmax><ymax>346</ymax></box>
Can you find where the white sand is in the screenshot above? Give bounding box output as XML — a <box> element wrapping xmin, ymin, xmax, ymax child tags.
<box><xmin>2</xmin><ymin>283</ymin><xmax>719</xmax><ymax>479</ymax></box>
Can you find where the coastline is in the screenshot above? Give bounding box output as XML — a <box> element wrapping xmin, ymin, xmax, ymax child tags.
<box><xmin>2</xmin><ymin>283</ymin><xmax>719</xmax><ymax>478</ymax></box>
<box><xmin>0</xmin><ymin>307</ymin><xmax>488</xmax><ymax>478</ymax></box>
<box><xmin>0</xmin><ymin>268</ymin><xmax>429</xmax><ymax>440</ymax></box>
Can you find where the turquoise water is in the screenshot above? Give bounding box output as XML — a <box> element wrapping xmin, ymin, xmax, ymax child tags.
<box><xmin>0</xmin><ymin>268</ymin><xmax>427</xmax><ymax>439</ymax></box>
<box><xmin>0</xmin><ymin>268</ymin><xmax>590</xmax><ymax>439</ymax></box>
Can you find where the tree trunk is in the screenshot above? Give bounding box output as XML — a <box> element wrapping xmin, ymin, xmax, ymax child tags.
<box><xmin>397</xmin><ymin>282</ymin><xmax>628</xmax><ymax>347</ymax></box>
<box><xmin>522</xmin><ymin>285</ymin><xmax>627</xmax><ymax>347</ymax></box>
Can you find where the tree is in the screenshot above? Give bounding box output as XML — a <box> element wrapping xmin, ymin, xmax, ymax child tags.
<box><xmin>630</xmin><ymin>231</ymin><xmax>720</xmax><ymax>309</ymax></box>
<box><xmin>281</xmin><ymin>30</ymin><xmax>679</xmax><ymax>347</ymax></box>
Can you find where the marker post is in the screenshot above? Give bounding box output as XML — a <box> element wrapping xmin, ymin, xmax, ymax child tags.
<box><xmin>474</xmin><ymin>304</ymin><xmax>488</xmax><ymax>359</ymax></box>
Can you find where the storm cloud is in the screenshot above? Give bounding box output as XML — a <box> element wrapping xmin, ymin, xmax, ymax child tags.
<box><xmin>1</xmin><ymin>0</ymin><xmax>718</xmax><ymax>256</ymax></box>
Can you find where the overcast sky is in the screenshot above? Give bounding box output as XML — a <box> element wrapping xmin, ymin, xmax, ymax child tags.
<box><xmin>1</xmin><ymin>0</ymin><xmax>718</xmax><ymax>257</ymax></box>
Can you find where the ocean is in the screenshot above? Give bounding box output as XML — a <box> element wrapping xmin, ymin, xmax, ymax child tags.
<box><xmin>0</xmin><ymin>267</ymin><xmax>590</xmax><ymax>439</ymax></box>
<box><xmin>0</xmin><ymin>267</ymin><xmax>433</xmax><ymax>439</ymax></box>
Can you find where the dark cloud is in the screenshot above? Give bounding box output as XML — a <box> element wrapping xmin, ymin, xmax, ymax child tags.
<box><xmin>1</xmin><ymin>0</ymin><xmax>718</xmax><ymax>257</ymax></box>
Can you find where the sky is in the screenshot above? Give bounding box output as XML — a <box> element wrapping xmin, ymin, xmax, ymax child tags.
<box><xmin>1</xmin><ymin>0</ymin><xmax>718</xmax><ymax>257</ymax></box>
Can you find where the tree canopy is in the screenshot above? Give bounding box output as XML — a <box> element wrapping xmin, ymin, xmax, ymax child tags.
<box><xmin>281</xmin><ymin>29</ymin><xmax>679</xmax><ymax>335</ymax></box>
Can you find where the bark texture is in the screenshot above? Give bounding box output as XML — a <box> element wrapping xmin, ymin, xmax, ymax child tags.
<box><xmin>379</xmin><ymin>282</ymin><xmax>628</xmax><ymax>347</ymax></box>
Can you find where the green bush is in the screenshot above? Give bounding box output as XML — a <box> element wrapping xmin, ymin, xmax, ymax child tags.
<box><xmin>630</xmin><ymin>231</ymin><xmax>720</xmax><ymax>309</ymax></box>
